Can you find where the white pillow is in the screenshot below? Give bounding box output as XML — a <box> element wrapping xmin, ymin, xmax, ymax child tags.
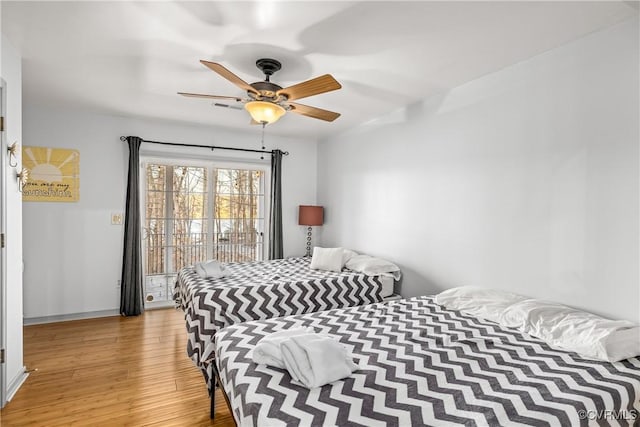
<box><xmin>345</xmin><ymin>255</ymin><xmax>401</xmax><ymax>279</ymax></box>
<box><xmin>341</xmin><ymin>248</ymin><xmax>358</xmax><ymax>264</ymax></box>
<box><xmin>309</xmin><ymin>247</ymin><xmax>344</xmax><ymax>272</ymax></box>
<box><xmin>434</xmin><ymin>286</ymin><xmax>528</xmax><ymax>325</ymax></box>
<box><xmin>436</xmin><ymin>287</ymin><xmax>640</xmax><ymax>362</ymax></box>
<box><xmin>503</xmin><ymin>299</ymin><xmax>640</xmax><ymax>362</ymax></box>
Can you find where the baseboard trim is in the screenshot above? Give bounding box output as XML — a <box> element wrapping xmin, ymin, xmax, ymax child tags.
<box><xmin>24</xmin><ymin>309</ymin><xmax>120</xmax><ymax>325</ymax></box>
<box><xmin>145</xmin><ymin>300</ymin><xmax>176</xmax><ymax>310</ymax></box>
<box><xmin>6</xmin><ymin>368</ymin><xmax>29</xmax><ymax>402</ymax></box>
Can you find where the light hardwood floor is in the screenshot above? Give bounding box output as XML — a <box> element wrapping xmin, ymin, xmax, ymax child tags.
<box><xmin>1</xmin><ymin>308</ymin><xmax>235</xmax><ymax>426</ymax></box>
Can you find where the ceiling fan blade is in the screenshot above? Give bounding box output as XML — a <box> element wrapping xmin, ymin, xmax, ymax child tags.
<box><xmin>277</xmin><ymin>74</ymin><xmax>341</xmax><ymax>101</ymax></box>
<box><xmin>178</xmin><ymin>92</ymin><xmax>242</xmax><ymax>102</ymax></box>
<box><xmin>213</xmin><ymin>103</ymin><xmax>243</xmax><ymax>110</ymax></box>
<box><xmin>200</xmin><ymin>60</ymin><xmax>258</xmax><ymax>95</ymax></box>
<box><xmin>288</xmin><ymin>102</ymin><xmax>341</xmax><ymax>122</ymax></box>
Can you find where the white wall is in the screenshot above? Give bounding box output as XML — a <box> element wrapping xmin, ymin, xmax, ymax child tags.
<box><xmin>22</xmin><ymin>107</ymin><xmax>317</xmax><ymax>319</ymax></box>
<box><xmin>317</xmin><ymin>17</ymin><xmax>640</xmax><ymax>322</ymax></box>
<box><xmin>1</xmin><ymin>33</ymin><xmax>26</xmax><ymax>402</ymax></box>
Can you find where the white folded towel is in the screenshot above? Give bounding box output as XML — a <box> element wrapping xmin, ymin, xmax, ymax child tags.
<box><xmin>280</xmin><ymin>334</ymin><xmax>358</xmax><ymax>388</ymax></box>
<box><xmin>252</xmin><ymin>328</ymin><xmax>314</xmax><ymax>368</ymax></box>
<box><xmin>194</xmin><ymin>260</ymin><xmax>226</xmax><ymax>279</ymax></box>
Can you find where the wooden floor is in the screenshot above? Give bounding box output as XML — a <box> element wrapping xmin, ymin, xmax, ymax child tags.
<box><xmin>1</xmin><ymin>308</ymin><xmax>235</xmax><ymax>426</ymax></box>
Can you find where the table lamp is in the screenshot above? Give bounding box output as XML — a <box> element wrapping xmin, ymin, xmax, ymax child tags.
<box><xmin>298</xmin><ymin>205</ymin><xmax>323</xmax><ymax>257</ymax></box>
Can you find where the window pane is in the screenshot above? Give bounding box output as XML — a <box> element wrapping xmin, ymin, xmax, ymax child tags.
<box><xmin>145</xmin><ymin>165</ymin><xmax>166</xmax><ymax>274</ymax></box>
<box><xmin>172</xmin><ymin>166</ymin><xmax>208</xmax><ymax>271</ymax></box>
<box><xmin>213</xmin><ymin>168</ymin><xmax>264</xmax><ymax>263</ymax></box>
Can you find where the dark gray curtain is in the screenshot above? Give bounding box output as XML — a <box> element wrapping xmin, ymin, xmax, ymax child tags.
<box><xmin>268</xmin><ymin>149</ymin><xmax>283</xmax><ymax>259</ymax></box>
<box><xmin>120</xmin><ymin>136</ymin><xmax>144</xmax><ymax>316</ymax></box>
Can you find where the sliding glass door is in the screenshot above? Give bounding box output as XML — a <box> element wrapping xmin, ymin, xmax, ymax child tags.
<box><xmin>141</xmin><ymin>160</ymin><xmax>266</xmax><ymax>305</ymax></box>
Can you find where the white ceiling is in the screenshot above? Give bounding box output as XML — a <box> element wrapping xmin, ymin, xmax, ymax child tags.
<box><xmin>2</xmin><ymin>1</ymin><xmax>637</xmax><ymax>139</ymax></box>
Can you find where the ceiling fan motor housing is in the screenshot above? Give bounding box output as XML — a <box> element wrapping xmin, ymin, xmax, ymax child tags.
<box><xmin>250</xmin><ymin>81</ymin><xmax>284</xmax><ymax>102</ymax></box>
<box><xmin>251</xmin><ymin>59</ymin><xmax>285</xmax><ymax>101</ymax></box>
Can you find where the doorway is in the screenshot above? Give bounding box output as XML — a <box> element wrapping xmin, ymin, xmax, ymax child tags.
<box><xmin>141</xmin><ymin>158</ymin><xmax>267</xmax><ymax>307</ymax></box>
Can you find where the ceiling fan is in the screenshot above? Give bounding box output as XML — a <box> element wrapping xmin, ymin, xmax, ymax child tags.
<box><xmin>179</xmin><ymin>58</ymin><xmax>342</xmax><ymax>125</ymax></box>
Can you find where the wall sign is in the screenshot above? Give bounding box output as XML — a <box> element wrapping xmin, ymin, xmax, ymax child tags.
<box><xmin>22</xmin><ymin>146</ymin><xmax>80</xmax><ymax>202</ymax></box>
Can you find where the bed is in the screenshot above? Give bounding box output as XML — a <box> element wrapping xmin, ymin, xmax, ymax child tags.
<box><xmin>214</xmin><ymin>295</ymin><xmax>640</xmax><ymax>426</ymax></box>
<box><xmin>174</xmin><ymin>256</ymin><xmax>394</xmax><ymax>390</ymax></box>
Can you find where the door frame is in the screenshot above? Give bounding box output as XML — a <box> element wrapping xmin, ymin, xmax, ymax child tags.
<box><xmin>1</xmin><ymin>79</ymin><xmax>8</xmax><ymax>408</ymax></box>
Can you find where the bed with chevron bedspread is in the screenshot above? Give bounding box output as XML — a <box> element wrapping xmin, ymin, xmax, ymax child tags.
<box><xmin>174</xmin><ymin>256</ymin><xmax>384</xmax><ymax>384</ymax></box>
<box><xmin>214</xmin><ymin>296</ymin><xmax>640</xmax><ymax>427</ymax></box>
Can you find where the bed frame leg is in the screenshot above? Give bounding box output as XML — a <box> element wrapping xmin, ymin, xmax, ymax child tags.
<box><xmin>210</xmin><ymin>375</ymin><xmax>216</xmax><ymax>419</ymax></box>
<box><xmin>210</xmin><ymin>389</ymin><xmax>215</xmax><ymax>419</ymax></box>
<box><xmin>210</xmin><ymin>359</ymin><xmax>237</xmax><ymax>424</ymax></box>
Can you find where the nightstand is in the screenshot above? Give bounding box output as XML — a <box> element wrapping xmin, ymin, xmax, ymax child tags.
<box><xmin>383</xmin><ymin>294</ymin><xmax>402</xmax><ymax>302</ymax></box>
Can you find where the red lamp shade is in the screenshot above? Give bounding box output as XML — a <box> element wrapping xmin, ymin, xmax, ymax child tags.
<box><xmin>298</xmin><ymin>205</ymin><xmax>323</xmax><ymax>226</ymax></box>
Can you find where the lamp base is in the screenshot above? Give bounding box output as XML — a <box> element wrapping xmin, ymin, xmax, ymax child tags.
<box><xmin>305</xmin><ymin>226</ymin><xmax>312</xmax><ymax>257</ymax></box>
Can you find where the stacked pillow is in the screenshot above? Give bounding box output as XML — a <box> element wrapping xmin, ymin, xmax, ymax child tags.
<box><xmin>309</xmin><ymin>247</ymin><xmax>401</xmax><ymax>280</ymax></box>
<box><xmin>344</xmin><ymin>254</ymin><xmax>401</xmax><ymax>280</ymax></box>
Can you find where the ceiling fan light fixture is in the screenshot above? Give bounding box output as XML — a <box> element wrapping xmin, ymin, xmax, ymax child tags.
<box><xmin>244</xmin><ymin>101</ymin><xmax>286</xmax><ymax>124</ymax></box>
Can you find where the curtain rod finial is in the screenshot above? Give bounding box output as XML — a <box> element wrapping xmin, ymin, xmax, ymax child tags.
<box><xmin>120</xmin><ymin>136</ymin><xmax>127</xmax><ymax>142</ymax></box>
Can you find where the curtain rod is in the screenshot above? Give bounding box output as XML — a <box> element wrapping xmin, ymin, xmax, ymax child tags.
<box><xmin>119</xmin><ymin>136</ymin><xmax>289</xmax><ymax>156</ymax></box>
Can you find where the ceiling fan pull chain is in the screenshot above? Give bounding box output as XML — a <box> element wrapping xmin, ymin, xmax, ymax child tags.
<box><xmin>260</xmin><ymin>122</ymin><xmax>266</xmax><ymax>160</ymax></box>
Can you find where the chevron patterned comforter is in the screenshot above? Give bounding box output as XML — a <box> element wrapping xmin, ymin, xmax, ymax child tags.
<box><xmin>174</xmin><ymin>257</ymin><xmax>383</xmax><ymax>378</ymax></box>
<box><xmin>214</xmin><ymin>296</ymin><xmax>640</xmax><ymax>427</ymax></box>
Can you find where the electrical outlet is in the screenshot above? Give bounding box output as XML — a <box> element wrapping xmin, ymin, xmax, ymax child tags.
<box><xmin>111</xmin><ymin>213</ymin><xmax>123</xmax><ymax>225</ymax></box>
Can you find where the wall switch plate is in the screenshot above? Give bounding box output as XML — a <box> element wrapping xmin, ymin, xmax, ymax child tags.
<box><xmin>111</xmin><ymin>213</ymin><xmax>123</xmax><ymax>225</ymax></box>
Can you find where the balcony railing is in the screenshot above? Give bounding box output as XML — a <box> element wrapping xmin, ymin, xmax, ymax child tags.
<box><xmin>213</xmin><ymin>231</ymin><xmax>264</xmax><ymax>263</ymax></box>
<box><xmin>145</xmin><ymin>231</ymin><xmax>263</xmax><ymax>275</ymax></box>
